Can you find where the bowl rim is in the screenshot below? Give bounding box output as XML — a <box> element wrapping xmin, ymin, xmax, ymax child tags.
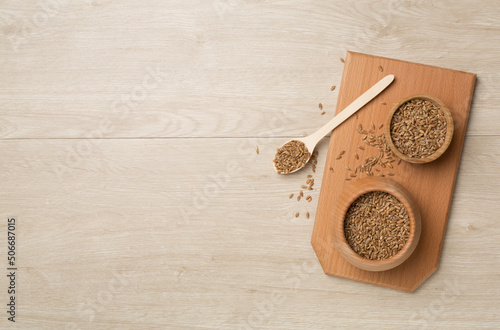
<box><xmin>331</xmin><ymin>177</ymin><xmax>421</xmax><ymax>272</ymax></box>
<box><xmin>384</xmin><ymin>94</ymin><xmax>454</xmax><ymax>164</ymax></box>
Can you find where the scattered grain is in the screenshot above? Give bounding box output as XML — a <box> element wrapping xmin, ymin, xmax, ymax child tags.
<box><xmin>331</xmin><ymin>85</ymin><xmax>336</xmax><ymax>91</ymax></box>
<box><xmin>295</xmin><ymin>212</ymin><xmax>299</xmax><ymax>218</ymax></box>
<box><xmin>340</xmin><ymin>57</ymin><xmax>345</xmax><ymax>63</ymax></box>
<box><xmin>289</xmin><ymin>193</ymin><xmax>294</xmax><ymax>199</ymax></box>
<box><xmin>378</xmin><ymin>65</ymin><xmax>384</xmax><ymax>72</ymax></box>
<box><xmin>321</xmin><ymin>111</ymin><xmax>326</xmax><ymax>116</ymax></box>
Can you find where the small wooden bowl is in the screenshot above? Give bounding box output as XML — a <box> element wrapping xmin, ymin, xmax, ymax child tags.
<box><xmin>331</xmin><ymin>177</ymin><xmax>421</xmax><ymax>272</ymax></box>
<box><xmin>384</xmin><ymin>94</ymin><xmax>454</xmax><ymax>164</ymax></box>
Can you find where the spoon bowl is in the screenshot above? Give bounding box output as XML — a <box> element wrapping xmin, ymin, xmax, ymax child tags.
<box><xmin>272</xmin><ymin>137</ymin><xmax>315</xmax><ymax>174</ymax></box>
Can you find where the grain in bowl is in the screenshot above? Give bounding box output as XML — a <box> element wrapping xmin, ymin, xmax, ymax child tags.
<box><xmin>385</xmin><ymin>94</ymin><xmax>454</xmax><ymax>164</ymax></box>
<box><xmin>332</xmin><ymin>177</ymin><xmax>421</xmax><ymax>271</ymax></box>
<box><xmin>344</xmin><ymin>191</ymin><xmax>410</xmax><ymax>261</ymax></box>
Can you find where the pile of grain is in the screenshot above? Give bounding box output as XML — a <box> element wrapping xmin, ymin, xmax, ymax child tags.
<box><xmin>344</xmin><ymin>191</ymin><xmax>410</xmax><ymax>260</ymax></box>
<box><xmin>390</xmin><ymin>99</ymin><xmax>447</xmax><ymax>158</ymax></box>
<box><xmin>273</xmin><ymin>140</ymin><xmax>310</xmax><ymax>174</ymax></box>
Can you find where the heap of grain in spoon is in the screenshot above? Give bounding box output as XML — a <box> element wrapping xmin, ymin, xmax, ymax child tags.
<box><xmin>273</xmin><ymin>140</ymin><xmax>310</xmax><ymax>174</ymax></box>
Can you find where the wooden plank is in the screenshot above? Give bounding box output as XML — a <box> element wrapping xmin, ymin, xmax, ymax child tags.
<box><xmin>312</xmin><ymin>52</ymin><xmax>476</xmax><ymax>291</ymax></box>
<box><xmin>0</xmin><ymin>1</ymin><xmax>499</xmax><ymax>139</ymax></box>
<box><xmin>0</xmin><ymin>136</ymin><xmax>499</xmax><ymax>328</ymax></box>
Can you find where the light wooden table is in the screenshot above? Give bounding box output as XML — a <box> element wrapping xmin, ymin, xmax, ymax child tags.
<box><xmin>1</xmin><ymin>1</ymin><xmax>499</xmax><ymax>329</ymax></box>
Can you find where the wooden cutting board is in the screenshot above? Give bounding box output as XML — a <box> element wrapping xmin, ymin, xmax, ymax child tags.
<box><xmin>311</xmin><ymin>52</ymin><xmax>476</xmax><ymax>292</ymax></box>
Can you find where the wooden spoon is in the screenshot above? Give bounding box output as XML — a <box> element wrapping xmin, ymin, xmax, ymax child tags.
<box><xmin>273</xmin><ymin>75</ymin><xmax>394</xmax><ymax>174</ymax></box>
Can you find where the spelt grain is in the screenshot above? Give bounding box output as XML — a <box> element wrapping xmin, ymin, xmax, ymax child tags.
<box><xmin>274</xmin><ymin>140</ymin><xmax>311</xmax><ymax>174</ymax></box>
<box><xmin>344</xmin><ymin>191</ymin><xmax>410</xmax><ymax>260</ymax></box>
<box><xmin>390</xmin><ymin>98</ymin><xmax>447</xmax><ymax>158</ymax></box>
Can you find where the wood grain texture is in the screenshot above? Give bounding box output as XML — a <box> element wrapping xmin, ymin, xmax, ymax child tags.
<box><xmin>0</xmin><ymin>0</ymin><xmax>499</xmax><ymax>328</ymax></box>
<box><xmin>0</xmin><ymin>137</ymin><xmax>499</xmax><ymax>329</ymax></box>
<box><xmin>0</xmin><ymin>0</ymin><xmax>499</xmax><ymax>139</ymax></box>
<box><xmin>312</xmin><ymin>52</ymin><xmax>476</xmax><ymax>292</ymax></box>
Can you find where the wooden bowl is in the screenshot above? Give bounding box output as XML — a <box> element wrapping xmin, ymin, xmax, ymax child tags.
<box><xmin>331</xmin><ymin>177</ymin><xmax>421</xmax><ymax>272</ymax></box>
<box><xmin>384</xmin><ymin>94</ymin><xmax>454</xmax><ymax>164</ymax></box>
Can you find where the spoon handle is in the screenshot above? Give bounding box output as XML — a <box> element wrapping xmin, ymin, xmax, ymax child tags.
<box><xmin>304</xmin><ymin>75</ymin><xmax>394</xmax><ymax>149</ymax></box>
